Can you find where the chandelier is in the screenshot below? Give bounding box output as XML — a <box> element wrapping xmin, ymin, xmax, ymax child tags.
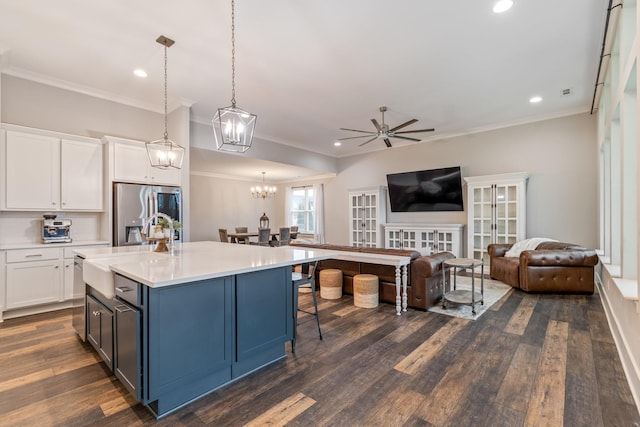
<box><xmin>146</xmin><ymin>35</ymin><xmax>185</xmax><ymax>169</ymax></box>
<box><xmin>251</xmin><ymin>172</ymin><xmax>276</xmax><ymax>199</ymax></box>
<box><xmin>212</xmin><ymin>0</ymin><xmax>257</xmax><ymax>153</ymax></box>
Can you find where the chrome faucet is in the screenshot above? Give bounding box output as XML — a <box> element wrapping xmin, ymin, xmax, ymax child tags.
<box><xmin>143</xmin><ymin>212</ymin><xmax>175</xmax><ymax>254</ymax></box>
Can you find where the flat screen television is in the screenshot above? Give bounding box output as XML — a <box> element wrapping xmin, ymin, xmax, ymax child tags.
<box><xmin>386</xmin><ymin>166</ymin><xmax>464</xmax><ymax>212</ymax></box>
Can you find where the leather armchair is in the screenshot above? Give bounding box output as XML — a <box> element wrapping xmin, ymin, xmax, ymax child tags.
<box><xmin>489</xmin><ymin>241</ymin><xmax>598</xmax><ymax>293</ymax></box>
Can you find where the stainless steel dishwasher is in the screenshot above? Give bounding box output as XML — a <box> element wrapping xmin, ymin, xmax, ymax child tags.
<box><xmin>114</xmin><ymin>274</ymin><xmax>142</xmax><ymax>401</ymax></box>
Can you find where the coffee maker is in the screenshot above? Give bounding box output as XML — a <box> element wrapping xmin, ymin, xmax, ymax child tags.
<box><xmin>42</xmin><ymin>214</ymin><xmax>72</xmax><ymax>243</ymax></box>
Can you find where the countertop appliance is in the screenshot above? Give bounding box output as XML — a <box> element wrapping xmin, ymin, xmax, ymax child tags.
<box><xmin>42</xmin><ymin>217</ymin><xmax>72</xmax><ymax>243</ymax></box>
<box><xmin>113</xmin><ymin>182</ymin><xmax>182</xmax><ymax>247</ymax></box>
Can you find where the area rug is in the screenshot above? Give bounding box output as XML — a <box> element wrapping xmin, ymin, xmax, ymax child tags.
<box><xmin>428</xmin><ymin>276</ymin><xmax>512</xmax><ymax>320</ymax></box>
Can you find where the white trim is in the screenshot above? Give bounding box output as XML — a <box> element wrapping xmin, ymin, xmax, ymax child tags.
<box><xmin>597</xmin><ymin>266</ymin><xmax>640</xmax><ymax>413</ymax></box>
<box><xmin>1</xmin><ymin>123</ymin><xmax>102</xmax><ymax>144</ymax></box>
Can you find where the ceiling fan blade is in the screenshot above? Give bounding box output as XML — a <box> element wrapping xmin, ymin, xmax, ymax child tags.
<box><xmin>394</xmin><ymin>128</ymin><xmax>435</xmax><ymax>134</ymax></box>
<box><xmin>339</xmin><ymin>128</ymin><xmax>377</xmax><ymax>134</ymax></box>
<box><xmin>358</xmin><ymin>136</ymin><xmax>379</xmax><ymax>147</ymax></box>
<box><xmin>383</xmin><ymin>138</ymin><xmax>392</xmax><ymax>148</ymax></box>
<box><xmin>338</xmin><ymin>134</ymin><xmax>380</xmax><ymax>141</ymax></box>
<box><xmin>389</xmin><ymin>119</ymin><xmax>418</xmax><ymax>132</ymax></box>
<box><xmin>370</xmin><ymin>118</ymin><xmax>382</xmax><ymax>132</ymax></box>
<box><xmin>390</xmin><ymin>135</ymin><xmax>422</xmax><ymax>142</ymax></box>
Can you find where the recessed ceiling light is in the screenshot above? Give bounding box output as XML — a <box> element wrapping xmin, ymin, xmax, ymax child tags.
<box><xmin>133</xmin><ymin>69</ymin><xmax>148</xmax><ymax>78</ymax></box>
<box><xmin>530</xmin><ymin>96</ymin><xmax>542</xmax><ymax>103</ymax></box>
<box><xmin>493</xmin><ymin>0</ymin><xmax>514</xmax><ymax>13</ymax></box>
<box><xmin>334</xmin><ymin>141</ymin><xmax>342</xmax><ymax>147</ymax></box>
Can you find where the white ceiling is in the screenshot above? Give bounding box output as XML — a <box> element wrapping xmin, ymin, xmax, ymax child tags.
<box><xmin>0</xmin><ymin>1</ymin><xmax>607</xmax><ymax>161</ymax></box>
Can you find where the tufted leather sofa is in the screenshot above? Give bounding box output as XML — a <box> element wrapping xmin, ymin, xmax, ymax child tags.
<box><xmin>488</xmin><ymin>241</ymin><xmax>598</xmax><ymax>293</ymax></box>
<box><xmin>290</xmin><ymin>242</ymin><xmax>455</xmax><ymax>310</ymax></box>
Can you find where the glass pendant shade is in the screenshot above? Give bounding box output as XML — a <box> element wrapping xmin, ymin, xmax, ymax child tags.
<box><xmin>213</xmin><ymin>106</ymin><xmax>257</xmax><ymax>153</ymax></box>
<box><xmin>146</xmin><ymin>137</ymin><xmax>185</xmax><ymax>169</ymax></box>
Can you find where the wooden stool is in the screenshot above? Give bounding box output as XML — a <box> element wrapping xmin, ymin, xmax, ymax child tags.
<box><xmin>353</xmin><ymin>274</ymin><xmax>379</xmax><ymax>308</ymax></box>
<box><xmin>319</xmin><ymin>269</ymin><xmax>342</xmax><ymax>299</ymax></box>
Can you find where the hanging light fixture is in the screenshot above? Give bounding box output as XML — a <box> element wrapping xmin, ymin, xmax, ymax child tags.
<box><xmin>251</xmin><ymin>172</ymin><xmax>277</xmax><ymax>199</ymax></box>
<box><xmin>146</xmin><ymin>35</ymin><xmax>185</xmax><ymax>169</ymax></box>
<box><xmin>212</xmin><ymin>0</ymin><xmax>257</xmax><ymax>153</ymax></box>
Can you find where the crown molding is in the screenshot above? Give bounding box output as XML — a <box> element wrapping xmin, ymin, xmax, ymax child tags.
<box><xmin>2</xmin><ymin>66</ymin><xmax>193</xmax><ymax>114</ymax></box>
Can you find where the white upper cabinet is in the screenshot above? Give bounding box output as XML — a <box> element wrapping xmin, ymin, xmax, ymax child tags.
<box><xmin>61</xmin><ymin>139</ymin><xmax>103</xmax><ymax>210</ymax></box>
<box><xmin>1</xmin><ymin>127</ymin><xmax>104</xmax><ymax>211</ymax></box>
<box><xmin>112</xmin><ymin>140</ymin><xmax>181</xmax><ymax>186</ymax></box>
<box><xmin>4</xmin><ymin>131</ymin><xmax>60</xmax><ymax>210</ymax></box>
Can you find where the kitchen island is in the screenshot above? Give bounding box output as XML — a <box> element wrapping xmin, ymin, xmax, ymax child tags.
<box><xmin>75</xmin><ymin>241</ymin><xmax>336</xmax><ymax>419</ymax></box>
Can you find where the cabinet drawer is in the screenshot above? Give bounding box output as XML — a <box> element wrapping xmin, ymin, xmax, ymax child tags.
<box><xmin>6</xmin><ymin>248</ymin><xmax>62</xmax><ymax>263</ymax></box>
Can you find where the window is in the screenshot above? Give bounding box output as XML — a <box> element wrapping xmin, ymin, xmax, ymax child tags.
<box><xmin>290</xmin><ymin>186</ymin><xmax>314</xmax><ymax>233</ymax></box>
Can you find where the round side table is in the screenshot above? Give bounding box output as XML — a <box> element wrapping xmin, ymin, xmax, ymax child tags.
<box><xmin>441</xmin><ymin>258</ymin><xmax>484</xmax><ymax>314</ymax></box>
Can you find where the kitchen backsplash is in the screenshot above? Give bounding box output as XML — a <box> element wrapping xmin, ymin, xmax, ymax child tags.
<box><xmin>0</xmin><ymin>211</ymin><xmax>105</xmax><ymax>244</ymax></box>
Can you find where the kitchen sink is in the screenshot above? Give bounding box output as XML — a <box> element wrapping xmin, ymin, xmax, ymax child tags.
<box><xmin>83</xmin><ymin>253</ymin><xmax>165</xmax><ymax>299</ymax></box>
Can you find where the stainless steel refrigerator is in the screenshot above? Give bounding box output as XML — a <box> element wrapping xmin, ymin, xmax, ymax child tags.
<box><xmin>113</xmin><ymin>182</ymin><xmax>182</xmax><ymax>246</ymax></box>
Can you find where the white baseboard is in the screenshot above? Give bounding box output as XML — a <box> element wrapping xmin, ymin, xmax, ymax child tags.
<box><xmin>596</xmin><ymin>273</ymin><xmax>640</xmax><ymax>414</ymax></box>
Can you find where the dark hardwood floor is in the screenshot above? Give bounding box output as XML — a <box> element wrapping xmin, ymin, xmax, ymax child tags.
<box><xmin>0</xmin><ymin>288</ymin><xmax>638</xmax><ymax>426</ymax></box>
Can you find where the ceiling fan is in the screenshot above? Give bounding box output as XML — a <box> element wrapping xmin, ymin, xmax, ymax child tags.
<box><xmin>338</xmin><ymin>106</ymin><xmax>435</xmax><ymax>148</ymax></box>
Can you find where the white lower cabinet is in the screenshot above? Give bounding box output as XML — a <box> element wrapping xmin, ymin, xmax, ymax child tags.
<box><xmin>384</xmin><ymin>223</ymin><xmax>464</xmax><ymax>258</ymax></box>
<box><xmin>2</xmin><ymin>244</ymin><xmax>108</xmax><ymax>316</ymax></box>
<box><xmin>6</xmin><ymin>255</ymin><xmax>63</xmax><ymax>309</ymax></box>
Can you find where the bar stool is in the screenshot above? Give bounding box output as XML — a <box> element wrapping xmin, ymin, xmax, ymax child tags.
<box><xmin>292</xmin><ymin>260</ymin><xmax>322</xmax><ymax>353</ymax></box>
<box><xmin>319</xmin><ymin>269</ymin><xmax>342</xmax><ymax>299</ymax></box>
<box><xmin>353</xmin><ymin>274</ymin><xmax>379</xmax><ymax>308</ymax></box>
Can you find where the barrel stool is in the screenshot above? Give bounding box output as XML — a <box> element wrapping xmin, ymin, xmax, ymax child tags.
<box><xmin>353</xmin><ymin>274</ymin><xmax>379</xmax><ymax>308</ymax></box>
<box><xmin>319</xmin><ymin>269</ymin><xmax>343</xmax><ymax>299</ymax></box>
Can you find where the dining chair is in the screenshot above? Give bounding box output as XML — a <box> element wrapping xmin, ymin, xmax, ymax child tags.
<box><xmin>291</xmin><ymin>260</ymin><xmax>322</xmax><ymax>353</ymax></box>
<box><xmin>281</xmin><ymin>227</ymin><xmax>291</xmax><ymax>245</ymax></box>
<box><xmin>234</xmin><ymin>226</ymin><xmax>249</xmax><ymax>244</ymax></box>
<box><xmin>271</xmin><ymin>227</ymin><xmax>291</xmax><ymax>246</ymax></box>
<box><xmin>290</xmin><ymin>226</ymin><xmax>299</xmax><ymax>240</ymax></box>
<box><xmin>218</xmin><ymin>228</ymin><xmax>229</xmax><ymax>243</ymax></box>
<box><xmin>254</xmin><ymin>228</ymin><xmax>271</xmax><ymax>246</ymax></box>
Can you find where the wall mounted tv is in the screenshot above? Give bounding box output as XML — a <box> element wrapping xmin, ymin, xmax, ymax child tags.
<box><xmin>386</xmin><ymin>166</ymin><xmax>464</xmax><ymax>212</ymax></box>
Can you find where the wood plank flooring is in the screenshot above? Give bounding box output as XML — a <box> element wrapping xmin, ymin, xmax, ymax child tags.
<box><xmin>0</xmin><ymin>289</ymin><xmax>638</xmax><ymax>426</ymax></box>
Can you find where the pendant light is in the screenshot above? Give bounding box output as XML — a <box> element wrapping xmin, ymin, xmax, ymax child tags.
<box><xmin>251</xmin><ymin>172</ymin><xmax>277</xmax><ymax>199</ymax></box>
<box><xmin>212</xmin><ymin>0</ymin><xmax>257</xmax><ymax>153</ymax></box>
<box><xmin>146</xmin><ymin>35</ymin><xmax>185</xmax><ymax>169</ymax></box>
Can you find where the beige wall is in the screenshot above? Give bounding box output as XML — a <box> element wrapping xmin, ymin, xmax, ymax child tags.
<box><xmin>324</xmin><ymin>112</ymin><xmax>598</xmax><ymax>247</ymax></box>
<box><xmin>241</xmin><ymin>112</ymin><xmax>596</xmax><ymax>248</ymax></box>
<box><xmin>1</xmin><ymin>75</ymin><xmax>163</xmax><ymax>142</ymax></box>
<box><xmin>189</xmin><ymin>112</ymin><xmax>597</xmax><ymax>249</ymax></box>
<box><xmin>190</xmin><ymin>174</ymin><xmax>283</xmax><ymax>242</ymax></box>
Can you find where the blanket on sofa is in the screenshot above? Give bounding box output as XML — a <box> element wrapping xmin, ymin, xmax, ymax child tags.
<box><xmin>504</xmin><ymin>237</ymin><xmax>558</xmax><ymax>257</ymax></box>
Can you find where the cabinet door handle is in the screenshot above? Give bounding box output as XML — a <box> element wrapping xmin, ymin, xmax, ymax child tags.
<box><xmin>25</xmin><ymin>254</ymin><xmax>43</xmax><ymax>258</ymax></box>
<box><xmin>115</xmin><ymin>304</ymin><xmax>133</xmax><ymax>313</ymax></box>
<box><xmin>92</xmin><ymin>311</ymin><xmax>101</xmax><ymax>317</ymax></box>
<box><xmin>54</xmin><ymin>265</ymin><xmax>59</xmax><ymax>269</ymax></box>
<box><xmin>115</xmin><ymin>286</ymin><xmax>132</xmax><ymax>293</ymax></box>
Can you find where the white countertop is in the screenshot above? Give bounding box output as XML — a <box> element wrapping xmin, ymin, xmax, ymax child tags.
<box><xmin>80</xmin><ymin>241</ymin><xmax>338</xmax><ymax>288</ymax></box>
<box><xmin>0</xmin><ymin>240</ymin><xmax>110</xmax><ymax>251</ymax></box>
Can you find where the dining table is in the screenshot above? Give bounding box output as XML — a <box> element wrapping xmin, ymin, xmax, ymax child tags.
<box><xmin>227</xmin><ymin>231</ymin><xmax>279</xmax><ymax>243</ymax></box>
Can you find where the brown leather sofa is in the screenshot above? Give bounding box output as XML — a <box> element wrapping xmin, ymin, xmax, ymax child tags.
<box><xmin>290</xmin><ymin>242</ymin><xmax>455</xmax><ymax>310</ymax></box>
<box><xmin>488</xmin><ymin>241</ymin><xmax>598</xmax><ymax>293</ymax></box>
